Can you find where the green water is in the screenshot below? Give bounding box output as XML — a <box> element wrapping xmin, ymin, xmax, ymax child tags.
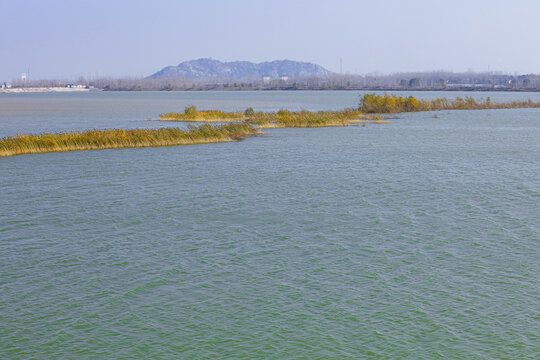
<box><xmin>1</xmin><ymin>92</ymin><xmax>539</xmax><ymax>358</ymax></box>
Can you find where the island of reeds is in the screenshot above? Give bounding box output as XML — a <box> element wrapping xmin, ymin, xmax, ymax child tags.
<box><xmin>3</xmin><ymin>94</ymin><xmax>540</xmax><ymax>157</ymax></box>
<box><xmin>359</xmin><ymin>94</ymin><xmax>540</xmax><ymax>113</ymax></box>
<box><xmin>159</xmin><ymin>106</ymin><xmax>386</xmax><ymax>127</ymax></box>
<box><xmin>0</xmin><ymin>123</ymin><xmax>256</xmax><ymax>157</ymax></box>
<box><xmin>160</xmin><ymin>105</ymin><xmax>246</xmax><ymax>121</ymax></box>
<box><xmin>1</xmin><ymin>108</ymin><xmax>384</xmax><ymax>157</ymax></box>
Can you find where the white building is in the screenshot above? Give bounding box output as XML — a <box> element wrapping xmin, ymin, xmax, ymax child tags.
<box><xmin>280</xmin><ymin>75</ymin><xmax>289</xmax><ymax>82</ymax></box>
<box><xmin>262</xmin><ymin>75</ymin><xmax>271</xmax><ymax>84</ymax></box>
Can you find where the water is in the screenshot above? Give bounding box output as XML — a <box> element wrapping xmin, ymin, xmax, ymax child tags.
<box><xmin>1</xmin><ymin>91</ymin><xmax>539</xmax><ymax>358</ymax></box>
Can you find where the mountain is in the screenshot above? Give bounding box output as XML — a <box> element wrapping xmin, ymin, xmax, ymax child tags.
<box><xmin>147</xmin><ymin>58</ymin><xmax>333</xmax><ymax>79</ymax></box>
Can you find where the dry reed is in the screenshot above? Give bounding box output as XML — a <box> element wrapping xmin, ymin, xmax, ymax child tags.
<box><xmin>160</xmin><ymin>105</ymin><xmax>245</xmax><ymax>121</ymax></box>
<box><xmin>360</xmin><ymin>93</ymin><xmax>540</xmax><ymax>113</ymax></box>
<box><xmin>0</xmin><ymin>123</ymin><xmax>257</xmax><ymax>157</ymax></box>
<box><xmin>160</xmin><ymin>107</ymin><xmax>382</xmax><ymax>128</ymax></box>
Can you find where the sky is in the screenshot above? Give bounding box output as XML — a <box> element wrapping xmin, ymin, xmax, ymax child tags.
<box><xmin>1</xmin><ymin>0</ymin><xmax>540</xmax><ymax>80</ymax></box>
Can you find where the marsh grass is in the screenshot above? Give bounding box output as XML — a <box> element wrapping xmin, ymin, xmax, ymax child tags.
<box><xmin>160</xmin><ymin>105</ymin><xmax>245</xmax><ymax>122</ymax></box>
<box><xmin>160</xmin><ymin>107</ymin><xmax>383</xmax><ymax>128</ymax></box>
<box><xmin>360</xmin><ymin>93</ymin><xmax>540</xmax><ymax>113</ymax></box>
<box><xmin>2</xmin><ymin>106</ymin><xmax>389</xmax><ymax>157</ymax></box>
<box><xmin>0</xmin><ymin>123</ymin><xmax>257</xmax><ymax>157</ymax></box>
<box><xmin>248</xmin><ymin>109</ymin><xmax>367</xmax><ymax>128</ymax></box>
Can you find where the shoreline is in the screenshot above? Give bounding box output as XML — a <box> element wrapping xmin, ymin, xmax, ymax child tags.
<box><xmin>0</xmin><ymin>87</ymin><xmax>100</xmax><ymax>94</ymax></box>
<box><xmin>102</xmin><ymin>87</ymin><xmax>540</xmax><ymax>92</ymax></box>
<box><xmin>3</xmin><ymin>87</ymin><xmax>540</xmax><ymax>93</ymax></box>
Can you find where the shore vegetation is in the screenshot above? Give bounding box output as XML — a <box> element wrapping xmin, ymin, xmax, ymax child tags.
<box><xmin>247</xmin><ymin>109</ymin><xmax>379</xmax><ymax>128</ymax></box>
<box><xmin>8</xmin><ymin>94</ymin><xmax>537</xmax><ymax>157</ymax></box>
<box><xmin>0</xmin><ymin>123</ymin><xmax>257</xmax><ymax>157</ymax></box>
<box><xmin>160</xmin><ymin>107</ymin><xmax>386</xmax><ymax>128</ymax></box>
<box><xmin>359</xmin><ymin>94</ymin><xmax>540</xmax><ymax>113</ymax></box>
<box><xmin>160</xmin><ymin>106</ymin><xmax>245</xmax><ymax>121</ymax></box>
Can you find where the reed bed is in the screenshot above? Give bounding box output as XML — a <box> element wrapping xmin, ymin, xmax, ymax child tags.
<box><xmin>247</xmin><ymin>109</ymin><xmax>368</xmax><ymax>128</ymax></box>
<box><xmin>359</xmin><ymin>93</ymin><xmax>540</xmax><ymax>113</ymax></box>
<box><xmin>160</xmin><ymin>105</ymin><xmax>245</xmax><ymax>121</ymax></box>
<box><xmin>160</xmin><ymin>106</ymin><xmax>382</xmax><ymax>128</ymax></box>
<box><xmin>2</xmin><ymin>106</ymin><xmax>389</xmax><ymax>157</ymax></box>
<box><xmin>0</xmin><ymin>123</ymin><xmax>257</xmax><ymax>157</ymax></box>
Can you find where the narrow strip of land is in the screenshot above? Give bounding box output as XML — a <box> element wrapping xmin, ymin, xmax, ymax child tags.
<box><xmin>0</xmin><ymin>87</ymin><xmax>94</xmax><ymax>93</ymax></box>
<box><xmin>359</xmin><ymin>94</ymin><xmax>540</xmax><ymax>113</ymax></box>
<box><xmin>159</xmin><ymin>106</ymin><xmax>386</xmax><ymax>127</ymax></box>
<box><xmin>0</xmin><ymin>124</ymin><xmax>256</xmax><ymax>157</ymax></box>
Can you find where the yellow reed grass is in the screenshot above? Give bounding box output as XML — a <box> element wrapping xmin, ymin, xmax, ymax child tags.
<box><xmin>160</xmin><ymin>107</ymin><xmax>382</xmax><ymax>128</ymax></box>
<box><xmin>360</xmin><ymin>93</ymin><xmax>540</xmax><ymax>113</ymax></box>
<box><xmin>159</xmin><ymin>105</ymin><xmax>245</xmax><ymax>122</ymax></box>
<box><xmin>0</xmin><ymin>123</ymin><xmax>258</xmax><ymax>157</ymax></box>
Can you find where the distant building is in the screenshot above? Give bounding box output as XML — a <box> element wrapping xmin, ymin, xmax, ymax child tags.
<box><xmin>262</xmin><ymin>75</ymin><xmax>271</xmax><ymax>84</ymax></box>
<box><xmin>280</xmin><ymin>75</ymin><xmax>289</xmax><ymax>82</ymax></box>
<box><xmin>1</xmin><ymin>82</ymin><xmax>12</xmax><ymax>88</ymax></box>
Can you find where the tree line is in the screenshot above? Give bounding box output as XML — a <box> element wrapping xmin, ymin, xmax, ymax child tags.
<box><xmin>6</xmin><ymin>72</ymin><xmax>540</xmax><ymax>91</ymax></box>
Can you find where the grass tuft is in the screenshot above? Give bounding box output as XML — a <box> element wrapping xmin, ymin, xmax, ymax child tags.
<box><xmin>160</xmin><ymin>105</ymin><xmax>245</xmax><ymax>122</ymax></box>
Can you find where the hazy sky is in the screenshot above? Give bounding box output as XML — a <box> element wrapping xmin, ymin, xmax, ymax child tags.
<box><xmin>2</xmin><ymin>0</ymin><xmax>540</xmax><ymax>80</ymax></box>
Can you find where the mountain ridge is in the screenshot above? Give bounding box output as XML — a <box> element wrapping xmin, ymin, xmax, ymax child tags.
<box><xmin>147</xmin><ymin>58</ymin><xmax>333</xmax><ymax>79</ymax></box>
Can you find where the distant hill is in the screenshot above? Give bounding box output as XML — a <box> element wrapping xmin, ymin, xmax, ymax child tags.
<box><xmin>147</xmin><ymin>58</ymin><xmax>333</xmax><ymax>79</ymax></box>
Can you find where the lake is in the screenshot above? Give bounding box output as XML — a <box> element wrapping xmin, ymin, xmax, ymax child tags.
<box><xmin>1</xmin><ymin>91</ymin><xmax>539</xmax><ymax>358</ymax></box>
